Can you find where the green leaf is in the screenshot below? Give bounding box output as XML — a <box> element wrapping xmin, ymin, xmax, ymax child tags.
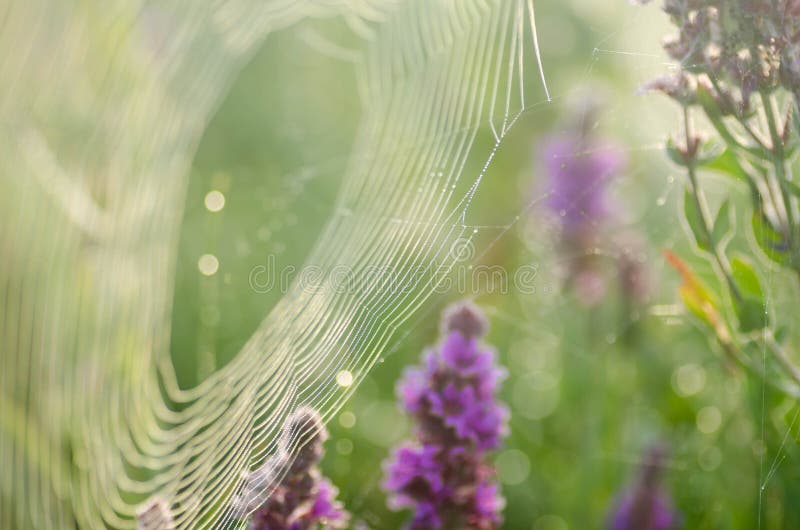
<box><xmin>751</xmin><ymin>211</ymin><xmax>791</xmax><ymax>266</ymax></box>
<box><xmin>775</xmin><ymin>325</ymin><xmax>789</xmax><ymax>345</ymax></box>
<box><xmin>699</xmin><ymin>148</ymin><xmax>749</xmax><ymax>183</ymax></box>
<box><xmin>736</xmin><ymin>299</ymin><xmax>768</xmax><ymax>332</ymax></box>
<box><xmin>683</xmin><ymin>187</ymin><xmax>710</xmax><ymax>251</ymax></box>
<box><xmin>731</xmin><ymin>256</ymin><xmax>769</xmax><ymax>332</ymax></box>
<box><xmin>664</xmin><ymin>249</ymin><xmax>723</xmax><ymax>330</ymax></box>
<box><xmin>711</xmin><ymin>199</ymin><xmax>733</xmax><ymax>246</ymax></box>
<box><xmin>785</xmin><ymin>179</ymin><xmax>800</xmax><ymax>199</ymax></box>
<box><xmin>665</xmin><ymin>137</ymin><xmax>688</xmax><ymax>167</ymax></box>
<box><xmin>695</xmin><ymin>139</ymin><xmax>725</xmax><ymax>165</ymax></box>
<box><xmin>731</xmin><ymin>256</ymin><xmax>763</xmax><ymax>298</ymax></box>
<box><xmin>696</xmin><ymin>82</ymin><xmax>722</xmax><ymax>118</ymax></box>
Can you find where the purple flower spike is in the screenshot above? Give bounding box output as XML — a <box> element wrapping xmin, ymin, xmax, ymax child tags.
<box><xmin>310</xmin><ymin>479</ymin><xmax>347</xmax><ymax>522</ymax></box>
<box><xmin>398</xmin><ymin>367</ymin><xmax>429</xmax><ymax>413</ymax></box>
<box><xmin>473</xmin><ymin>482</ymin><xmax>504</xmax><ymax>525</ymax></box>
<box><xmin>609</xmin><ymin>445</ymin><xmax>681</xmax><ymax>530</ymax></box>
<box><xmin>383</xmin><ymin>301</ymin><xmax>509</xmax><ymax>530</ymax></box>
<box><xmin>384</xmin><ymin>444</ymin><xmax>444</xmax><ymax>503</ymax></box>
<box><xmin>542</xmin><ymin>135</ymin><xmax>624</xmax><ymax>238</ymax></box>
<box><xmin>234</xmin><ymin>407</ymin><xmax>349</xmax><ymax>530</ymax></box>
<box><xmin>537</xmin><ymin>99</ymin><xmax>631</xmax><ymax>308</ymax></box>
<box><xmin>440</xmin><ymin>333</ymin><xmax>493</xmax><ymax>377</ymax></box>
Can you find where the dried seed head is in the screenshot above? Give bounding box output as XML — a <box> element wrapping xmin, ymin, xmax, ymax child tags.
<box><xmin>279</xmin><ymin>406</ymin><xmax>328</xmax><ymax>474</ymax></box>
<box><xmin>441</xmin><ymin>300</ymin><xmax>488</xmax><ymax>339</ymax></box>
<box><xmin>238</xmin><ymin>406</ymin><xmax>348</xmax><ymax>530</ymax></box>
<box><xmin>640</xmin><ymin>72</ymin><xmax>698</xmax><ymax>105</ymax></box>
<box><xmin>231</xmin><ymin>459</ymin><xmax>283</xmax><ymax>516</ymax></box>
<box><xmin>136</xmin><ymin>496</ymin><xmax>174</xmax><ymax>530</ymax></box>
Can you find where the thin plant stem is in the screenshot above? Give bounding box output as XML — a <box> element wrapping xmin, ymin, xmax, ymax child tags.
<box><xmin>683</xmin><ymin>106</ymin><xmax>743</xmax><ymax>304</ymax></box>
<box><xmin>761</xmin><ymin>91</ymin><xmax>796</xmax><ymax>247</ymax></box>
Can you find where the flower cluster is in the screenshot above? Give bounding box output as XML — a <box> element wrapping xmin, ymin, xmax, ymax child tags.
<box><xmin>640</xmin><ymin>0</ymin><xmax>800</xmax><ymax>389</ymax></box>
<box><xmin>642</xmin><ymin>0</ymin><xmax>800</xmax><ymax>117</ymax></box>
<box><xmin>233</xmin><ymin>407</ymin><xmax>348</xmax><ymax>530</ymax></box>
<box><xmin>608</xmin><ymin>446</ymin><xmax>681</xmax><ymax>530</ymax></box>
<box><xmin>384</xmin><ymin>301</ymin><xmax>508</xmax><ymax>530</ymax></box>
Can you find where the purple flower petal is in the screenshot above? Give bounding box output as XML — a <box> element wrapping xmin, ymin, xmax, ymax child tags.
<box><xmin>398</xmin><ymin>367</ymin><xmax>429</xmax><ymax>413</ymax></box>
<box><xmin>384</xmin><ymin>444</ymin><xmax>444</xmax><ymax>500</ymax></box>
<box><xmin>541</xmin><ymin>135</ymin><xmax>625</xmax><ymax>234</ymax></box>
<box><xmin>383</xmin><ymin>301</ymin><xmax>508</xmax><ymax>530</ymax></box>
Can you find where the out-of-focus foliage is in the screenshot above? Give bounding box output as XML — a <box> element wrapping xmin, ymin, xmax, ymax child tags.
<box><xmin>5</xmin><ymin>0</ymin><xmax>800</xmax><ymax>527</ymax></box>
<box><xmin>177</xmin><ymin>1</ymin><xmax>800</xmax><ymax>529</ymax></box>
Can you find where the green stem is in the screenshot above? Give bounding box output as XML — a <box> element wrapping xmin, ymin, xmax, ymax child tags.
<box><xmin>765</xmin><ymin>332</ymin><xmax>800</xmax><ymax>389</ymax></box>
<box><xmin>761</xmin><ymin>91</ymin><xmax>796</xmax><ymax>247</ymax></box>
<box><xmin>683</xmin><ymin>106</ymin><xmax>743</xmax><ymax>304</ymax></box>
<box><xmin>793</xmin><ymin>90</ymin><xmax>800</xmax><ymax>136</ymax></box>
<box><xmin>684</xmin><ymin>105</ymin><xmax>800</xmax><ymax>398</ymax></box>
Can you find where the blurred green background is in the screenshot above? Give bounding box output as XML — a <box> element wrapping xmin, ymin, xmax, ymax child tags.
<box><xmin>170</xmin><ymin>1</ymin><xmax>800</xmax><ymax>529</ymax></box>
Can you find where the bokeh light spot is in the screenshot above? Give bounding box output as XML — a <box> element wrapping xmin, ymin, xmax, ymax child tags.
<box><xmin>698</xmin><ymin>445</ymin><xmax>722</xmax><ymax>471</ymax></box>
<box><xmin>197</xmin><ymin>254</ymin><xmax>219</xmax><ymax>276</ymax></box>
<box><xmin>336</xmin><ymin>438</ymin><xmax>353</xmax><ymax>455</ymax></box>
<box><xmin>512</xmin><ymin>372</ymin><xmax>560</xmax><ymax>420</ymax></box>
<box><xmin>697</xmin><ymin>406</ymin><xmax>722</xmax><ymax>434</ymax></box>
<box><xmin>204</xmin><ymin>190</ymin><xmax>225</xmax><ymax>212</ymax></box>
<box><xmin>336</xmin><ymin>370</ymin><xmax>353</xmax><ymax>387</ymax></box>
<box><xmin>358</xmin><ymin>401</ymin><xmax>407</xmax><ymax>447</ymax></box>
<box><xmin>339</xmin><ymin>411</ymin><xmax>356</xmax><ymax>429</ymax></box>
<box><xmin>672</xmin><ymin>363</ymin><xmax>706</xmax><ymax>397</ymax></box>
<box><xmin>495</xmin><ymin>449</ymin><xmax>531</xmax><ymax>485</ymax></box>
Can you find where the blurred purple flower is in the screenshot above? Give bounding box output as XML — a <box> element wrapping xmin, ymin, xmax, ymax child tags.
<box><xmin>399</xmin><ymin>367</ymin><xmax>429</xmax><ymax>413</ymax></box>
<box><xmin>611</xmin><ymin>493</ymin><xmax>677</xmax><ymax>530</ymax></box>
<box><xmin>384</xmin><ymin>300</ymin><xmax>508</xmax><ymax>530</ymax></box>
<box><xmin>385</xmin><ymin>444</ymin><xmax>445</xmax><ymax>504</ymax></box>
<box><xmin>536</xmin><ymin>100</ymin><xmax>637</xmax><ymax>309</ymax></box>
<box><xmin>608</xmin><ymin>446</ymin><xmax>681</xmax><ymax>530</ymax></box>
<box><xmin>441</xmin><ymin>333</ymin><xmax>494</xmax><ymax>376</ymax></box>
<box><xmin>233</xmin><ymin>407</ymin><xmax>349</xmax><ymax>530</ymax></box>
<box><xmin>542</xmin><ymin>135</ymin><xmax>625</xmax><ymax>239</ymax></box>
<box><xmin>615</xmin><ymin>233</ymin><xmax>653</xmax><ymax>307</ymax></box>
<box><xmin>473</xmin><ymin>482</ymin><xmax>504</xmax><ymax>525</ymax></box>
<box><xmin>310</xmin><ymin>479</ymin><xmax>348</xmax><ymax>522</ymax></box>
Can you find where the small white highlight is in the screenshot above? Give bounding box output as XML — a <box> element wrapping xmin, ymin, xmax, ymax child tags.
<box><xmin>336</xmin><ymin>370</ymin><xmax>353</xmax><ymax>387</ymax></box>
<box><xmin>198</xmin><ymin>254</ymin><xmax>219</xmax><ymax>276</ymax></box>
<box><xmin>204</xmin><ymin>190</ymin><xmax>225</xmax><ymax>212</ymax></box>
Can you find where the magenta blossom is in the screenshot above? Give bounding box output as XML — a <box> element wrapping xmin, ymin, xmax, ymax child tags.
<box><xmin>537</xmin><ymin>100</ymin><xmax>630</xmax><ymax>308</ymax></box>
<box><xmin>384</xmin><ymin>301</ymin><xmax>508</xmax><ymax>530</ymax></box>
<box><xmin>542</xmin><ymin>135</ymin><xmax>625</xmax><ymax>239</ymax></box>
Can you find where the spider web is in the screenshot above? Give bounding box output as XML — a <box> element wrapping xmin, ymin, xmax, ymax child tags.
<box><xmin>0</xmin><ymin>0</ymin><xmax>550</xmax><ymax>528</ymax></box>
